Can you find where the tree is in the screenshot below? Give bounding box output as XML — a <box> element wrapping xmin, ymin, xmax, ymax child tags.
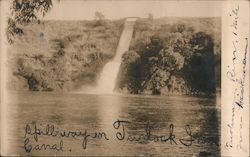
<box><xmin>182</xmin><ymin>32</ymin><xmax>216</xmax><ymax>94</ymax></box>
<box><xmin>94</xmin><ymin>11</ymin><xmax>106</xmax><ymax>26</ymax></box>
<box><xmin>7</xmin><ymin>0</ymin><xmax>54</xmax><ymax>43</ymax></box>
<box><xmin>117</xmin><ymin>50</ymin><xmax>141</xmax><ymax>94</ymax></box>
<box><xmin>148</xmin><ymin>13</ymin><xmax>153</xmax><ymax>21</ymax></box>
<box><xmin>94</xmin><ymin>11</ymin><xmax>105</xmax><ymax>21</ymax></box>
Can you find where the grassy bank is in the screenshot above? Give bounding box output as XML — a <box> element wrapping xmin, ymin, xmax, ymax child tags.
<box><xmin>8</xmin><ymin>19</ymin><xmax>124</xmax><ymax>91</ymax></box>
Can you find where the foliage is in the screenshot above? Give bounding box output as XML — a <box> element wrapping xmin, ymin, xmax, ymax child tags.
<box><xmin>9</xmin><ymin>20</ymin><xmax>124</xmax><ymax>91</ymax></box>
<box><xmin>95</xmin><ymin>11</ymin><xmax>105</xmax><ymax>21</ymax></box>
<box><xmin>7</xmin><ymin>0</ymin><xmax>53</xmax><ymax>43</ymax></box>
<box><xmin>182</xmin><ymin>32</ymin><xmax>216</xmax><ymax>93</ymax></box>
<box><xmin>118</xmin><ymin>50</ymin><xmax>141</xmax><ymax>93</ymax></box>
<box><xmin>148</xmin><ymin>13</ymin><xmax>153</xmax><ymax>21</ymax></box>
<box><xmin>94</xmin><ymin>11</ymin><xmax>106</xmax><ymax>27</ymax></box>
<box><xmin>118</xmin><ymin>18</ymin><xmax>219</xmax><ymax>95</ymax></box>
<box><xmin>8</xmin><ymin>12</ymin><xmax>220</xmax><ymax>95</ymax></box>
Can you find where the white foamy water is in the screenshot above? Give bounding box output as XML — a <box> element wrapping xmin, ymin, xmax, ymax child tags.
<box><xmin>96</xmin><ymin>18</ymin><xmax>136</xmax><ymax>94</ymax></box>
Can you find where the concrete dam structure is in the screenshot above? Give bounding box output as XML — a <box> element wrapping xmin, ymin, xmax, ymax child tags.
<box><xmin>96</xmin><ymin>18</ymin><xmax>137</xmax><ymax>94</ymax></box>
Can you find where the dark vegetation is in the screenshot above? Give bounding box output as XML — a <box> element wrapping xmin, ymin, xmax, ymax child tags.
<box><xmin>8</xmin><ymin>17</ymin><xmax>220</xmax><ymax>95</ymax></box>
<box><xmin>7</xmin><ymin>0</ymin><xmax>53</xmax><ymax>43</ymax></box>
<box><xmin>7</xmin><ymin>1</ymin><xmax>221</xmax><ymax>95</ymax></box>
<box><xmin>116</xmin><ymin>18</ymin><xmax>221</xmax><ymax>95</ymax></box>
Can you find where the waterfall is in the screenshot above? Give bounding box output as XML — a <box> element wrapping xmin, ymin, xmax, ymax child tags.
<box><xmin>96</xmin><ymin>18</ymin><xmax>136</xmax><ymax>94</ymax></box>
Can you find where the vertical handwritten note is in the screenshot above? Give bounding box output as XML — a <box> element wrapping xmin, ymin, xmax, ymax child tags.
<box><xmin>222</xmin><ymin>1</ymin><xmax>249</xmax><ymax>157</ymax></box>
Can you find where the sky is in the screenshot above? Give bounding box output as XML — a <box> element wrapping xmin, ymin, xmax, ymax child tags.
<box><xmin>42</xmin><ymin>0</ymin><xmax>223</xmax><ymax>20</ymax></box>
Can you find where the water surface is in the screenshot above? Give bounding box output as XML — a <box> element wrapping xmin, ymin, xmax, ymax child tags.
<box><xmin>5</xmin><ymin>92</ymin><xmax>220</xmax><ymax>156</ymax></box>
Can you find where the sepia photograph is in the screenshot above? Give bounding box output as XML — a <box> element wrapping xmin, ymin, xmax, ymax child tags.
<box><xmin>1</xmin><ymin>0</ymin><xmax>248</xmax><ymax>156</ymax></box>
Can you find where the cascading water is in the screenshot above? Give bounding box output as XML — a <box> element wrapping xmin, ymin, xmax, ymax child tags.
<box><xmin>96</xmin><ymin>18</ymin><xmax>136</xmax><ymax>94</ymax></box>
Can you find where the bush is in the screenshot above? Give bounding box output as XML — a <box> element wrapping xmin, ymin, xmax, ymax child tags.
<box><xmin>118</xmin><ymin>19</ymin><xmax>218</xmax><ymax>95</ymax></box>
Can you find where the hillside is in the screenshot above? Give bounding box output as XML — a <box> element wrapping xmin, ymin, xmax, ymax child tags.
<box><xmin>8</xmin><ymin>17</ymin><xmax>221</xmax><ymax>95</ymax></box>
<box><xmin>8</xmin><ymin>19</ymin><xmax>124</xmax><ymax>91</ymax></box>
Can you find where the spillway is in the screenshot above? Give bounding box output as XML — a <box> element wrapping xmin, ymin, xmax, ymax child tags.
<box><xmin>96</xmin><ymin>18</ymin><xmax>136</xmax><ymax>94</ymax></box>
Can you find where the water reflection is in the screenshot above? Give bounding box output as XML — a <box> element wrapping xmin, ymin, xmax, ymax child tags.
<box><xmin>97</xmin><ymin>95</ymin><xmax>124</xmax><ymax>125</ymax></box>
<box><xmin>5</xmin><ymin>92</ymin><xmax>220</xmax><ymax>156</ymax></box>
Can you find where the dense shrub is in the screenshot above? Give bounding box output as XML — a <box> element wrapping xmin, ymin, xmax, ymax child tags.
<box><xmin>117</xmin><ymin>18</ymin><xmax>220</xmax><ymax>95</ymax></box>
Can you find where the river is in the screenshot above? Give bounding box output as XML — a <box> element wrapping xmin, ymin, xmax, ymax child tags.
<box><xmin>3</xmin><ymin>91</ymin><xmax>220</xmax><ymax>156</ymax></box>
